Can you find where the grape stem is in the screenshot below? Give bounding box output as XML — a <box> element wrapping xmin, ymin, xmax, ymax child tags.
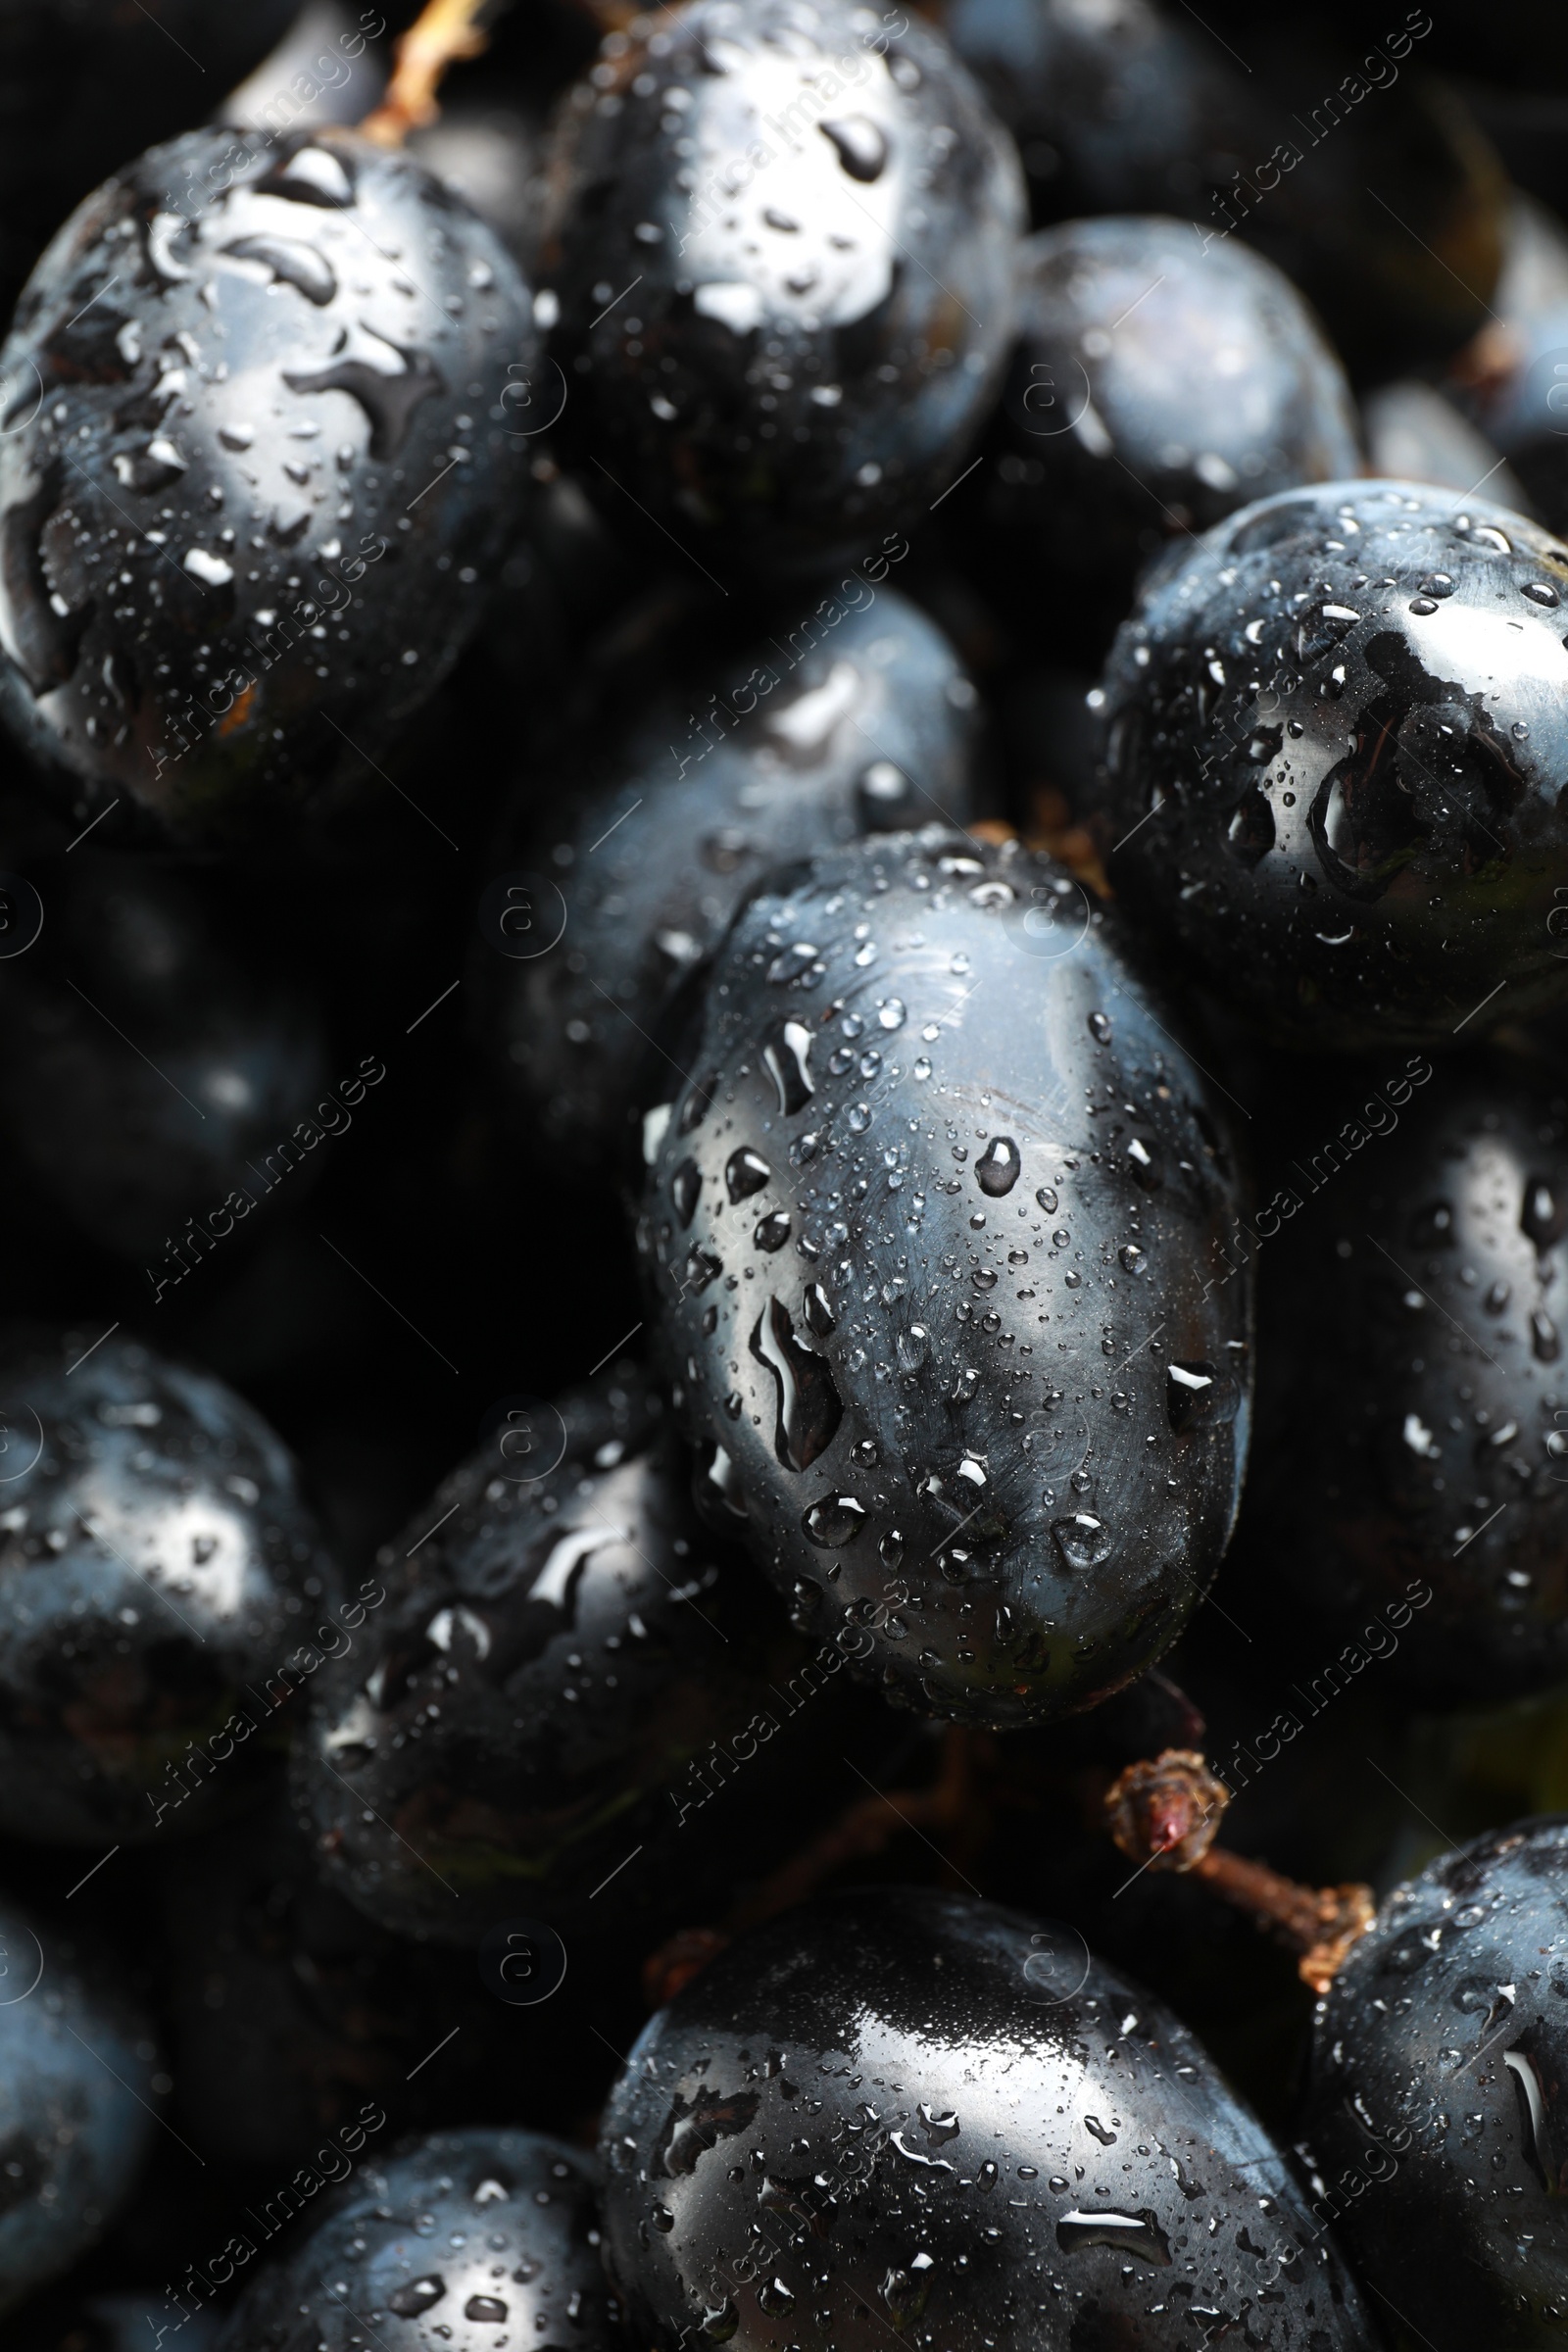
<box><xmin>1102</xmin><ymin>1747</ymin><xmax>1374</xmax><ymax>1995</ymax></box>
<box><xmin>359</xmin><ymin>0</ymin><xmax>500</xmax><ymax>147</ymax></box>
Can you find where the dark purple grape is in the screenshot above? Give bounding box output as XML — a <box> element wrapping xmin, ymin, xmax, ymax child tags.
<box><xmin>294</xmin><ymin>1367</ymin><xmax>912</xmax><ymax>1946</ymax></box>
<box><xmin>600</xmin><ymin>1886</ymin><xmax>1374</xmax><ymax>2352</ymax></box>
<box><xmin>978</xmin><ymin>215</ymin><xmax>1362</xmax><ymax>620</ymax></box>
<box><xmin>213</xmin><ymin>2129</ymin><xmax>618</xmax><ymax>2352</ymax></box>
<box><xmin>1241</xmin><ymin>1047</ymin><xmax>1568</xmax><ymax>1703</ymax></box>
<box><xmin>0</xmin><ymin>1324</ymin><xmax>338</xmax><ymax>1843</ymax></box>
<box><xmin>1305</xmin><ymin>1817</ymin><xmax>1568</xmax><ymax>2351</ymax></box>
<box><xmin>1096</xmin><ymin>477</ymin><xmax>1568</xmax><ymax>1047</ymax></box>
<box><xmin>640</xmin><ymin>827</ymin><xmax>1250</xmax><ymax>1728</ymax></box>
<box><xmin>538</xmin><ymin>0</ymin><xmax>1025</xmax><ymax>574</ymax></box>
<box><xmin>479</xmin><ymin>583</ymin><xmax>980</xmax><ymax>1177</ymax></box>
<box><xmin>0</xmin><ymin>124</ymin><xmax>533</xmax><ymax>843</ymax></box>
<box><xmin>0</xmin><ymin>1894</ymin><xmax>158</xmax><ymax>2315</ymax></box>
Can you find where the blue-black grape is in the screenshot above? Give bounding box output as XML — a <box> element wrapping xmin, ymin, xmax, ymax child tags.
<box><xmin>641</xmin><ymin>827</ymin><xmax>1250</xmax><ymax>1728</ymax></box>
<box><xmin>0</xmin><ymin>1324</ymin><xmax>338</xmax><ymax>1843</ymax></box>
<box><xmin>977</xmin><ymin>215</ymin><xmax>1362</xmax><ymax>621</ymax></box>
<box><xmin>537</xmin><ymin>0</ymin><xmax>1025</xmax><ymax>574</ymax></box>
<box><xmin>1096</xmin><ymin>477</ymin><xmax>1568</xmax><ymax>1046</ymax></box>
<box><xmin>214</xmin><ymin>2129</ymin><xmax>619</xmax><ymax>2352</ymax></box>
<box><xmin>1304</xmin><ymin>1816</ymin><xmax>1568</xmax><ymax>2351</ymax></box>
<box><xmin>600</xmin><ymin>1885</ymin><xmax>1375</xmax><ymax>2351</ymax></box>
<box><xmin>1240</xmin><ymin>1046</ymin><xmax>1568</xmax><ymax>1703</ymax></box>
<box><xmin>0</xmin><ymin>124</ymin><xmax>533</xmax><ymax>843</ymax></box>
<box><xmin>295</xmin><ymin>1367</ymin><xmax>913</xmax><ymax>1946</ymax></box>
<box><xmin>0</xmin><ymin>1894</ymin><xmax>158</xmax><ymax>2314</ymax></box>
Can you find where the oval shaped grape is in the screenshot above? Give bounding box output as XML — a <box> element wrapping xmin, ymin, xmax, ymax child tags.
<box><xmin>601</xmin><ymin>1886</ymin><xmax>1373</xmax><ymax>2352</ymax></box>
<box><xmin>538</xmin><ymin>0</ymin><xmax>1024</xmax><ymax>572</ymax></box>
<box><xmin>0</xmin><ymin>124</ymin><xmax>534</xmax><ymax>841</ymax></box>
<box><xmin>1096</xmin><ymin>479</ymin><xmax>1568</xmax><ymax>1046</ymax></box>
<box><xmin>0</xmin><ymin>1896</ymin><xmax>158</xmax><ymax>2314</ymax></box>
<box><xmin>296</xmin><ymin>1369</ymin><xmax>906</xmax><ymax>1945</ymax></box>
<box><xmin>1305</xmin><ymin>1817</ymin><xmax>1568</xmax><ymax>2352</ymax></box>
<box><xmin>641</xmin><ymin>828</ymin><xmax>1250</xmax><ymax>1728</ymax></box>
<box><xmin>215</xmin><ymin>2129</ymin><xmax>619</xmax><ymax>2352</ymax></box>
<box><xmin>0</xmin><ymin>1324</ymin><xmax>338</xmax><ymax>1842</ymax></box>
<box><xmin>982</xmin><ymin>216</ymin><xmax>1362</xmax><ymax>616</ymax></box>
<box><xmin>1244</xmin><ymin>1049</ymin><xmax>1568</xmax><ymax>1702</ymax></box>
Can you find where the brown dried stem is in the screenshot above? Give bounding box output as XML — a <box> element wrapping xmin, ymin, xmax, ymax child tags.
<box><xmin>1103</xmin><ymin>1746</ymin><xmax>1374</xmax><ymax>1995</ymax></box>
<box><xmin>359</xmin><ymin>0</ymin><xmax>496</xmax><ymax>147</ymax></box>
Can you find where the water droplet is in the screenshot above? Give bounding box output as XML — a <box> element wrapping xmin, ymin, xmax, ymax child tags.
<box><xmin>695</xmin><ymin>1440</ymin><xmax>748</xmax><ymax>1526</ymax></box>
<box><xmin>804</xmin><ymin>1282</ymin><xmax>837</xmax><ymax>1336</ymax></box>
<box><xmin>650</xmin><ymin>2204</ymin><xmax>674</xmax><ymax>2233</ymax></box>
<box><xmin>751</xmin><ymin>1298</ymin><xmax>844</xmax><ymax>1470</ymax></box>
<box><xmin>880</xmin><ymin>1528</ymin><xmax>904</xmax><ymax>1568</ymax></box>
<box><xmin>1087</xmin><ymin>1011</ymin><xmax>1112</xmax><ymax>1043</ymax></box>
<box><xmin>1119</xmin><ymin>1244</ymin><xmax>1147</xmax><ymax>1275</ymax></box>
<box><xmin>971</xmin><ymin>1267</ymin><xmax>998</xmax><ymax>1292</ymax></box>
<box><xmin>389</xmin><ymin>2278</ymin><xmax>446</xmax><ymax>2317</ymax></box>
<box><xmin>182</xmin><ymin>547</ymin><xmax>233</xmax><ymax>587</ymax></box>
<box><xmin>1523</xmin><ymin>581</ymin><xmax>1561</xmax><ymax>608</ymax></box>
<box><xmin>975</xmin><ymin>1137</ymin><xmax>1021</xmax><ymax>1198</ymax></box>
<box><xmin>1052</xmin><ymin>1513</ymin><xmax>1110</xmax><ymax>1571</ymax></box>
<box><xmin>918</xmin><ymin>2103</ymin><xmax>959</xmax><ymax>2141</ymax></box>
<box><xmin>878</xmin><ymin>998</ymin><xmax>906</xmax><ymax>1031</ymax></box>
<box><xmin>465</xmin><ymin>2297</ymin><xmax>508</xmax><ymax>2324</ymax></box>
<box><xmin>858</xmin><ymin>760</ymin><xmax>917</xmax><ymax>827</ymax></box>
<box><xmin>802</xmin><ymin>1494</ymin><xmax>867</xmax><ymax>1547</ymax></box>
<box><xmin>1409</xmin><ymin>1200</ymin><xmax>1454</xmax><ymax>1249</ymax></box>
<box><xmin>763</xmin><ymin>1020</ymin><xmax>814</xmax><ymax>1116</ymax></box>
<box><xmin>1409</xmin><ymin>596</ymin><xmax>1439</xmax><ymax>616</ymax></box>
<box><xmin>221</xmin><ymin>232</ymin><xmax>338</xmax><ymax>305</ymax></box>
<box><xmin>818</xmin><ymin>117</ymin><xmax>887</xmax><ymax>180</ymax></box>
<box><xmin>702</xmin><ymin>2303</ymin><xmax>738</xmax><ymax>2342</ymax></box>
<box><xmin>898</xmin><ymin>1325</ymin><xmax>930</xmax><ymax>1372</ymax></box>
<box><xmin>768</xmin><ymin>941</ymin><xmax>820</xmax><ymax>985</ymax></box>
<box><xmin>1036</xmin><ymin>1186</ymin><xmax>1058</xmax><ymax>1214</ymax></box>
<box><xmin>1055</xmin><ymin>2210</ymin><xmax>1170</xmax><ymax>2266</ymax></box>
<box><xmin>1125</xmin><ymin>1138</ymin><xmax>1159</xmax><ymax>1191</ymax></box>
<box><xmin>726</xmin><ymin>1147</ymin><xmax>770</xmax><ymax>1201</ymax></box>
<box><xmin>755</xmin><ymin>1210</ymin><xmax>792</xmax><ymax>1251</ymax></box>
<box><xmin>284</xmin><ymin>328</ymin><xmax>443</xmax><ymax>460</ymax></box>
<box><xmin>913</xmin><ymin>1056</ymin><xmax>932</xmax><ymax>1080</ymax></box>
<box><xmin>1166</xmin><ymin>1360</ymin><xmax>1238</xmax><ymax>1432</ymax></box>
<box><xmin>759</xmin><ymin>2278</ymin><xmax>796</xmax><ymax>2314</ymax></box>
<box><xmin>1534</xmin><ymin>1309</ymin><xmax>1561</xmax><ymax>1364</ymax></box>
<box><xmin>1522</xmin><ymin>1177</ymin><xmax>1565</xmax><ymax>1250</ymax></box>
<box><xmin>672</xmin><ymin>1158</ymin><xmax>702</xmax><ymax>1226</ymax></box>
<box><xmin>848</xmin><ymin>1102</ymin><xmax>872</xmax><ymax>1133</ymax></box>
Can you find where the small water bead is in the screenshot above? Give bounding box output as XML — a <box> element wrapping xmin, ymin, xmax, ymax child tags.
<box><xmin>1087</xmin><ymin>1011</ymin><xmax>1112</xmax><ymax>1043</ymax></box>
<box><xmin>898</xmin><ymin>1326</ymin><xmax>930</xmax><ymax>1371</ymax></box>
<box><xmin>1036</xmin><ymin>1187</ymin><xmax>1058</xmax><ymax>1214</ymax></box>
<box><xmin>848</xmin><ymin>1102</ymin><xmax>872</xmax><ymax>1133</ymax></box>
<box><xmin>755</xmin><ymin>1211</ymin><xmax>792</xmax><ymax>1250</ymax></box>
<box><xmin>913</xmin><ymin>1056</ymin><xmax>933</xmax><ymax>1080</ymax></box>
<box><xmin>1053</xmin><ymin>1229</ymin><xmax>1070</xmax><ymax>1250</ymax></box>
<box><xmin>878</xmin><ymin>999</ymin><xmax>906</xmax><ymax>1031</ymax></box>
<box><xmin>975</xmin><ymin>1136</ymin><xmax>1021</xmax><ymax>1197</ymax></box>
<box><xmin>802</xmin><ymin>1495</ymin><xmax>867</xmax><ymax>1547</ymax></box>
<box><xmin>726</xmin><ymin>1147</ymin><xmax>770</xmax><ymax>1201</ymax></box>
<box><xmin>1120</xmin><ymin>1244</ymin><xmax>1148</xmax><ymax>1275</ymax></box>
